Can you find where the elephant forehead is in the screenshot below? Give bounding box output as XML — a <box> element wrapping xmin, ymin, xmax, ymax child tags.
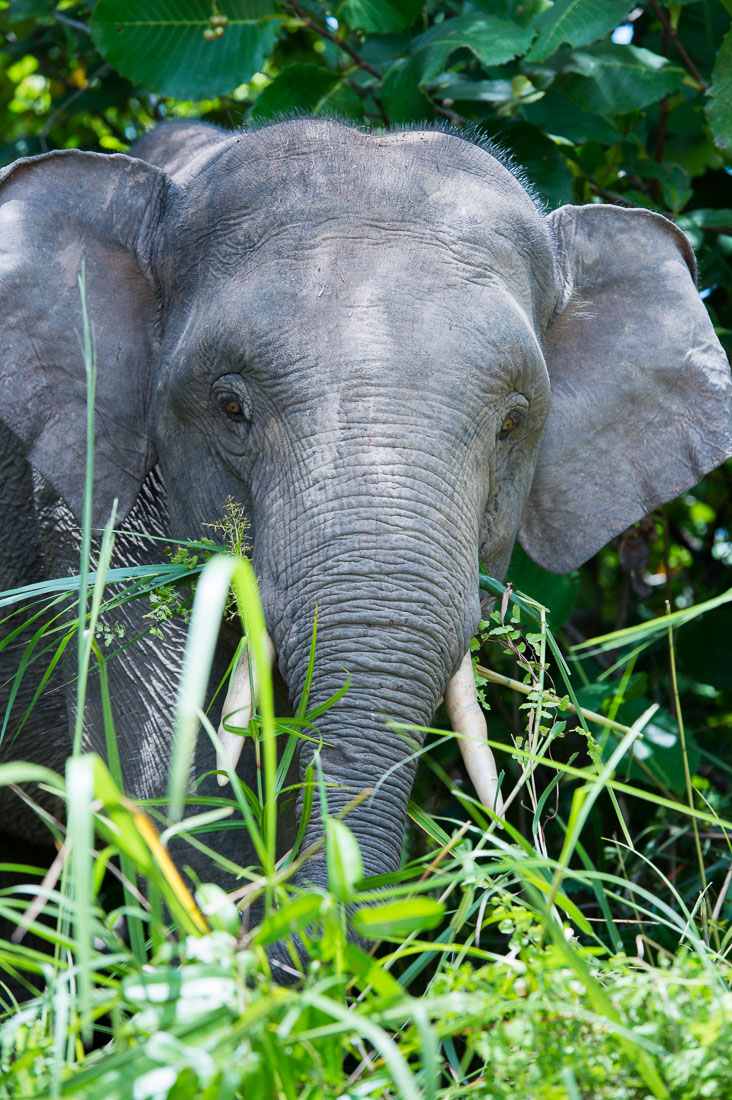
<box><xmin>172</xmin><ymin>123</ymin><xmax>555</xmax><ymax>322</ymax></box>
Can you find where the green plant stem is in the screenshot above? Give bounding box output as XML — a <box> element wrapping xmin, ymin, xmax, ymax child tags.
<box><xmin>74</xmin><ymin>263</ymin><xmax>96</xmax><ymax>756</ymax></box>
<box><xmin>666</xmin><ymin>604</ymin><xmax>709</xmax><ymax>944</ymax></box>
<box><xmin>646</xmin><ymin>0</ymin><xmax>709</xmax><ymax>90</ymax></box>
<box><xmin>476</xmin><ymin>661</ymin><xmax>674</xmax><ymax>802</ymax></box>
<box><xmin>475</xmin><ymin>662</ymin><xmax>643</xmax><ymax>738</ymax></box>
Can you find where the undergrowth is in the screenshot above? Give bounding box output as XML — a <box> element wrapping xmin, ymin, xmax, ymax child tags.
<box><xmin>0</xmin><ymin>275</ymin><xmax>730</xmax><ymax>1098</ymax></box>
<box><xmin>1</xmin><ymin>539</ymin><xmax>730</xmax><ymax>1099</ymax></box>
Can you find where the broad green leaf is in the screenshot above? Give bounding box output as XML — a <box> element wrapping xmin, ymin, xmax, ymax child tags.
<box><xmin>324</xmin><ymin>82</ymin><xmax>365</xmax><ymax>121</ymax></box>
<box><xmin>431</xmin><ymin>74</ymin><xmax>520</xmax><ymax>104</ymax></box>
<box><xmin>556</xmin><ymin>43</ymin><xmax>685</xmax><ymax>116</ymax></box>
<box><xmin>676</xmin><ymin>604</ymin><xmax>732</xmax><ymax>693</ymax></box>
<box><xmin>381</xmin><ymin>58</ymin><xmax>435</xmax><ymax>124</ymax></box>
<box><xmin>352</xmin><ymin>897</ymin><xmax>445</xmax><ymax>938</ymax></box>
<box><xmin>325</xmin><ymin>816</ymin><xmax>363</xmax><ymax>902</ymax></box>
<box><xmin>414</xmin><ymin>12</ymin><xmax>535</xmax><ymax>82</ymax></box>
<box><xmin>250</xmin><ymin>63</ymin><xmax>344</xmax><ymax>121</ymax></box>
<box><xmin>679</xmin><ymin>208</ymin><xmax>732</xmax><ymax>231</ymax></box>
<box><xmin>523</xmin><ymin>90</ymin><xmax>621</xmax><ymax>143</ymax></box>
<box><xmin>507</xmin><ymin>543</ymin><xmax>580</xmax><ymax>628</ymax></box>
<box><xmin>91</xmin><ymin>0</ymin><xmax>283</xmax><ymax>100</ymax></box>
<box><xmin>252</xmin><ymin>891</ymin><xmax>325</xmax><ymax>946</ymax></box>
<box><xmin>340</xmin><ymin>0</ymin><xmax>424</xmax><ymax>34</ymax></box>
<box><xmin>382</xmin><ymin>13</ymin><xmax>534</xmax><ymax>123</ymax></box>
<box><xmin>528</xmin><ymin>0</ymin><xmax>634</xmax><ymax>62</ymax></box>
<box><xmin>706</xmin><ymin>24</ymin><xmax>732</xmax><ymax>153</ymax></box>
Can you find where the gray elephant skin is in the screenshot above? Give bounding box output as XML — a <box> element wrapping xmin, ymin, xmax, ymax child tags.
<box><xmin>1</xmin><ymin>118</ymin><xmax>731</xmax><ymax>953</ymax></box>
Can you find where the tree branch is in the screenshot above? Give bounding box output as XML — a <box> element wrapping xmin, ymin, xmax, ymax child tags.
<box><xmin>284</xmin><ymin>1</ymin><xmax>464</xmax><ymax>126</ymax></box>
<box><xmin>646</xmin><ymin>0</ymin><xmax>709</xmax><ymax>91</ymax></box>
<box><xmin>40</xmin><ymin>62</ymin><xmax>110</xmax><ymax>145</ymax></box>
<box><xmin>53</xmin><ymin>9</ymin><xmax>91</xmax><ymax>36</ymax></box>
<box><xmin>287</xmin><ymin>0</ymin><xmax>382</xmax><ymax>79</ymax></box>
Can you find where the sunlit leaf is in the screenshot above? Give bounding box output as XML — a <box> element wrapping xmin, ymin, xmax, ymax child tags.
<box><xmin>250</xmin><ymin>63</ymin><xmax>338</xmax><ymax>119</ymax></box>
<box><xmin>352</xmin><ymin>897</ymin><xmax>445</xmax><ymax>938</ymax></box>
<box><xmin>252</xmin><ymin>891</ymin><xmax>325</xmax><ymax>946</ymax></box>
<box><xmin>382</xmin><ymin>13</ymin><xmax>534</xmax><ymax>122</ymax></box>
<box><xmin>528</xmin><ymin>0</ymin><xmax>634</xmax><ymax>62</ymax></box>
<box><xmin>556</xmin><ymin>43</ymin><xmax>685</xmax><ymax>115</ymax></box>
<box><xmin>91</xmin><ymin>0</ymin><xmax>283</xmax><ymax>100</ymax></box>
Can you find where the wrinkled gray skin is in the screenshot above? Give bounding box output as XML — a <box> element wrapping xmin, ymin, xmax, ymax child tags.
<box><xmin>1</xmin><ymin>119</ymin><xmax>731</xmax><ymax>971</ymax></box>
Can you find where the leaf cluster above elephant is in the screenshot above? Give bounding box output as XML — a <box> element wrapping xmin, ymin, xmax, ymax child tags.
<box><xmin>1</xmin><ymin>118</ymin><xmax>731</xmax><ymax>911</ymax></box>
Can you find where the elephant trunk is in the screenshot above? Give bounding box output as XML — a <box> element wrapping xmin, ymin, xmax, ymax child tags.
<box><xmin>285</xmin><ymin>617</ymin><xmax>457</xmax><ymax>882</ymax></box>
<box><xmin>254</xmin><ymin>485</ymin><xmax>483</xmax><ymax>886</ymax></box>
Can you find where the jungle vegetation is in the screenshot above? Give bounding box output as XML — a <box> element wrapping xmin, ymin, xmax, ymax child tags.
<box><xmin>1</xmin><ymin>2</ymin><xmax>732</xmax><ymax>1096</ymax></box>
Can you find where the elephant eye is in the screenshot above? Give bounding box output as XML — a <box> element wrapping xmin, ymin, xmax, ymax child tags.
<box><xmin>216</xmin><ymin>391</ymin><xmax>249</xmax><ymax>423</ymax></box>
<box><xmin>499</xmin><ymin>409</ymin><xmax>523</xmax><ymax>439</ymax></box>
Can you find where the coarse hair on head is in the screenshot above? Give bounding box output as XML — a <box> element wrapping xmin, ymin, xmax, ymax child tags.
<box><xmin>240</xmin><ymin>112</ymin><xmax>546</xmax><ymax>213</ymax></box>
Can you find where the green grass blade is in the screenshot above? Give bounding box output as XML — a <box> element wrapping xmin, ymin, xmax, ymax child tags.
<box><xmin>65</xmin><ymin>755</ymin><xmax>94</xmax><ymax>1044</ymax></box>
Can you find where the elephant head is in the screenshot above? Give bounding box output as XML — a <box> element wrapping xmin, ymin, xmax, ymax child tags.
<box><xmin>1</xmin><ymin>118</ymin><xmax>730</xmax><ymax>900</ymax></box>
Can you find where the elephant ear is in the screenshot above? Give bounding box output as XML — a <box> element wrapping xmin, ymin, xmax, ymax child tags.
<box><xmin>0</xmin><ymin>149</ymin><xmax>175</xmax><ymax>528</ymax></box>
<box><xmin>519</xmin><ymin>204</ymin><xmax>732</xmax><ymax>573</ymax></box>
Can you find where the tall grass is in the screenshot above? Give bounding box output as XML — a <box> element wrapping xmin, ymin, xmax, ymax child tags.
<box><xmin>0</xmin><ymin>282</ymin><xmax>730</xmax><ymax>1097</ymax></box>
<box><xmin>2</xmin><ymin>550</ymin><xmax>732</xmax><ymax>1096</ymax></box>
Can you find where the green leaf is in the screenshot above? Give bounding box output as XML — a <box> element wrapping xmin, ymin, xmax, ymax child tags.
<box><xmin>676</xmin><ymin>604</ymin><xmax>732</xmax><ymax>693</ymax></box>
<box><xmin>66</xmin><ymin>755</ymin><xmax>95</xmax><ymax>1042</ymax></box>
<box><xmin>91</xmin><ymin>0</ymin><xmax>283</xmax><ymax>101</ymax></box>
<box><xmin>351</xmin><ymin>897</ymin><xmax>445</xmax><ymax>938</ymax></box>
<box><xmin>122</xmin><ymin>965</ymin><xmax>238</xmax><ymax>1016</ymax></box>
<box><xmin>506</xmin><ymin>543</ymin><xmax>580</xmax><ymax>628</ymax></box>
<box><xmin>340</xmin><ymin>0</ymin><xmax>424</xmax><ymax>34</ymax></box>
<box><xmin>381</xmin><ymin>57</ymin><xmax>435</xmax><ymax>123</ymax></box>
<box><xmin>528</xmin><ymin>0</ymin><xmax>634</xmax><ymax>62</ymax></box>
<box><xmin>431</xmin><ymin>75</ymin><xmax>517</xmax><ymax>104</ymax></box>
<box><xmin>705</xmin><ymin>24</ymin><xmax>732</xmax><ymax>154</ymax></box>
<box><xmin>7</xmin><ymin>0</ymin><xmax>53</xmax><ymax>21</ymax></box>
<box><xmin>195</xmin><ymin>883</ymin><xmax>240</xmax><ymax>936</ymax></box>
<box><xmin>343</xmin><ymin>943</ymin><xmax>404</xmax><ymax>996</ymax></box>
<box><xmin>323</xmin><ymin>81</ymin><xmax>365</xmax><ymax>121</ymax></box>
<box><xmin>415</xmin><ymin>12</ymin><xmax>535</xmax><ymax>80</ymax></box>
<box><xmin>250</xmin><ymin>63</ymin><xmax>343</xmax><ymax>120</ymax></box>
<box><xmin>523</xmin><ymin>90</ymin><xmax>621</xmax><ymax>143</ymax></box>
<box><xmin>0</xmin><ymin>761</ymin><xmax>63</xmax><ymax>791</ymax></box>
<box><xmin>381</xmin><ymin>13</ymin><xmax>534</xmax><ymax>123</ymax></box>
<box><xmin>556</xmin><ymin>43</ymin><xmax>685</xmax><ymax>116</ymax></box>
<box><xmin>325</xmin><ymin>816</ymin><xmax>363</xmax><ymax>902</ymax></box>
<box><xmin>252</xmin><ymin>891</ymin><xmax>325</xmax><ymax>947</ymax></box>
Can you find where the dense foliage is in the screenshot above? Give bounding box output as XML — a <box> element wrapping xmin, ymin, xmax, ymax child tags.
<box><xmin>1</xmin><ymin>1</ymin><xmax>732</xmax><ymax>1096</ymax></box>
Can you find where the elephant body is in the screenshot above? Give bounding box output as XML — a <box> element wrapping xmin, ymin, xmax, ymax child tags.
<box><xmin>1</xmin><ymin>118</ymin><xmax>731</xmax><ymax>946</ymax></box>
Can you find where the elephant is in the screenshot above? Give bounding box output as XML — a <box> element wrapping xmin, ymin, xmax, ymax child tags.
<box><xmin>1</xmin><ymin>117</ymin><xmax>731</xmax><ymax>975</ymax></box>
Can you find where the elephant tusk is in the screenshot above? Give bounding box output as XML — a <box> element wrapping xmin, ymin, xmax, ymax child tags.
<box><xmin>444</xmin><ymin>653</ymin><xmax>504</xmax><ymax>817</ymax></box>
<box><xmin>216</xmin><ymin>633</ymin><xmax>276</xmax><ymax>786</ymax></box>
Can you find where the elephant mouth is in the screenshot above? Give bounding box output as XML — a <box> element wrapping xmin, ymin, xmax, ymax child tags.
<box><xmin>215</xmin><ymin>637</ymin><xmax>505</xmax><ymax>817</ymax></box>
